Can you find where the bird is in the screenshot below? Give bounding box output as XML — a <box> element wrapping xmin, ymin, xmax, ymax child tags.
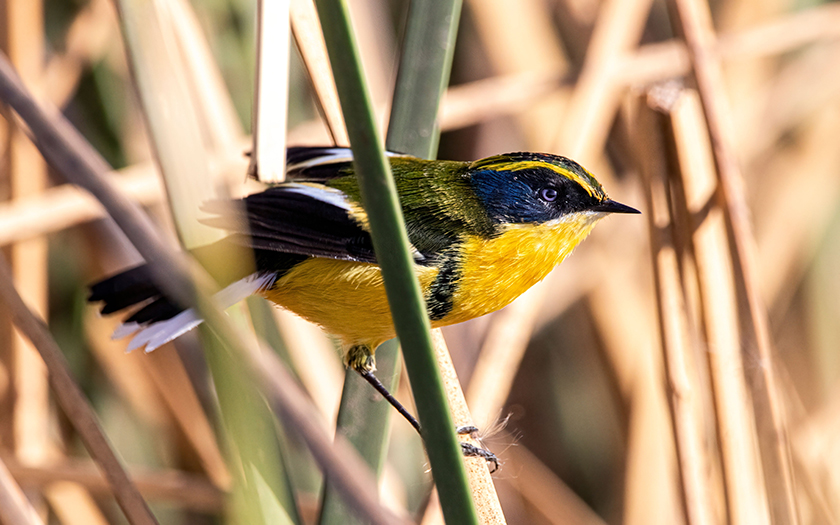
<box><xmin>89</xmin><ymin>146</ymin><xmax>639</xmax><ymax>443</ymax></box>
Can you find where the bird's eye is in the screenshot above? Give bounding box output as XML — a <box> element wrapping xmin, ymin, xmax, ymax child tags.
<box><xmin>540</xmin><ymin>188</ymin><xmax>558</xmax><ymax>202</ymax></box>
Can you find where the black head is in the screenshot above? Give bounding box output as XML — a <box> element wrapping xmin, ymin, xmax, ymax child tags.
<box><xmin>468</xmin><ymin>152</ymin><xmax>639</xmax><ymax>224</ymax></box>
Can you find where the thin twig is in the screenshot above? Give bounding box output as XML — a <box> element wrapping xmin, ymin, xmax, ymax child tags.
<box><xmin>670</xmin><ymin>0</ymin><xmax>799</xmax><ymax>523</ymax></box>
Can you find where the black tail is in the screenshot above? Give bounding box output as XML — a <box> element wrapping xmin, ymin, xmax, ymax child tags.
<box><xmin>88</xmin><ymin>239</ymin><xmax>303</xmax><ymax>329</ymax></box>
<box><xmin>89</xmin><ymin>264</ymin><xmax>182</xmax><ymax>326</ymax></box>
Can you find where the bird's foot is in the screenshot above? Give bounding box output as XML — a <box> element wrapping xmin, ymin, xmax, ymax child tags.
<box><xmin>457</xmin><ymin>425</ymin><xmax>499</xmax><ymax>473</ymax></box>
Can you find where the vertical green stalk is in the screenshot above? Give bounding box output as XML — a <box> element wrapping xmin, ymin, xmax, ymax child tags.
<box><xmin>386</xmin><ymin>0</ymin><xmax>462</xmax><ymax>158</ymax></box>
<box><xmin>321</xmin><ymin>2</ymin><xmax>463</xmax><ymax>522</ymax></box>
<box><xmin>314</xmin><ymin>1</ymin><xmax>477</xmax><ymax>524</ymax></box>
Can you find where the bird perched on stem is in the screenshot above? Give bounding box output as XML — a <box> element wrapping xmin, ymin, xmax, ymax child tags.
<box><xmin>90</xmin><ymin>146</ymin><xmax>638</xmax><ymax>444</ymax></box>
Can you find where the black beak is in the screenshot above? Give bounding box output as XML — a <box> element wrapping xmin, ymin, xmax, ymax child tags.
<box><xmin>590</xmin><ymin>199</ymin><xmax>641</xmax><ymax>214</ymax></box>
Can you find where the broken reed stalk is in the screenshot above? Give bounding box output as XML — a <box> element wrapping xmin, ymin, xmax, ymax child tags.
<box><xmin>638</xmin><ymin>87</ymin><xmax>716</xmax><ymax>525</ymax></box>
<box><xmin>669</xmin><ymin>0</ymin><xmax>799</xmax><ymax>522</ymax></box>
<box><xmin>290</xmin><ymin>0</ymin><xmax>348</xmax><ymax>146</ymax></box>
<box><xmin>0</xmin><ymin>253</ymin><xmax>159</xmax><ymax>525</ymax></box>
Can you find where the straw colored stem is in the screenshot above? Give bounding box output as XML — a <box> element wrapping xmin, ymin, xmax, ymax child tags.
<box><xmin>429</xmin><ymin>330</ymin><xmax>505</xmax><ymax>523</ymax></box>
<box><xmin>0</xmin><ymin>163</ymin><xmax>163</xmax><ymax>247</ymax></box>
<box><xmin>668</xmin><ymin>88</ymin><xmax>769</xmax><ymax>525</ymax></box>
<box><xmin>669</xmin><ymin>1</ymin><xmax>799</xmax><ymax>523</ymax></box>
<box><xmin>0</xmin><ymin>254</ymin><xmax>159</xmax><ymax>525</ymax></box>
<box><xmin>290</xmin><ymin>0</ymin><xmax>348</xmax><ymax>145</ymax></box>
<box><xmin>639</xmin><ymin>88</ymin><xmax>717</xmax><ymax>525</ymax></box>
<box><xmin>250</xmin><ymin>0</ymin><xmax>290</xmax><ymax>182</ymax></box>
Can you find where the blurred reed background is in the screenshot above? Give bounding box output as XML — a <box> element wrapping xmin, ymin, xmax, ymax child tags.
<box><xmin>0</xmin><ymin>0</ymin><xmax>839</xmax><ymax>524</ymax></box>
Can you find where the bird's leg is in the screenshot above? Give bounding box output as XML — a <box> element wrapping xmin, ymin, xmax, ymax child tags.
<box><xmin>358</xmin><ymin>369</ymin><xmax>420</xmax><ymax>432</ymax></box>
<box><xmin>349</xmin><ymin>345</ymin><xmax>499</xmax><ymax>471</ymax></box>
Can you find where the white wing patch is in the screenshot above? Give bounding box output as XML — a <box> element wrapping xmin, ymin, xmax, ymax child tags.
<box><xmin>114</xmin><ymin>273</ymin><xmax>276</xmax><ymax>353</ymax></box>
<box><xmin>286</xmin><ymin>148</ymin><xmax>354</xmax><ymax>173</ymax></box>
<box><xmin>281</xmin><ymin>183</ymin><xmax>351</xmax><ymax>211</ymax></box>
<box><xmin>287</xmin><ymin>148</ymin><xmax>406</xmax><ymax>174</ymax></box>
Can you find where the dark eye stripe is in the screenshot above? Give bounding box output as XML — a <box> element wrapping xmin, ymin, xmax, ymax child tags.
<box><xmin>540</xmin><ymin>188</ymin><xmax>558</xmax><ymax>202</ymax></box>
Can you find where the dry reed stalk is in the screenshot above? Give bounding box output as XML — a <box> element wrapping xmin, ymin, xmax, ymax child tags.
<box><xmin>714</xmin><ymin>3</ymin><xmax>840</xmax><ymax>60</ymax></box>
<box><xmin>502</xmin><ymin>443</ymin><xmax>608</xmax><ymax>525</ymax></box>
<box><xmin>713</xmin><ymin>0</ymin><xmax>784</xmax><ymax>155</ymax></box>
<box><xmin>250</xmin><ymin>0</ymin><xmax>290</xmax><ymax>183</ymax></box>
<box><xmin>465</xmin><ymin>283</ymin><xmax>543</xmax><ymax>429</ymax></box>
<box><xmin>560</xmin><ymin>3</ymin><xmax>680</xmax><ymax>523</ymax></box>
<box><xmin>291</xmin><ymin>0</ymin><xmax>349</xmax><ymax>146</ymax></box>
<box><xmin>431</xmin><ymin>330</ymin><xmax>505</xmax><ymax>523</ymax></box>
<box><xmin>419</xmin><ymin>330</ymin><xmax>506</xmax><ymax>525</ymax></box>
<box><xmin>43</xmin><ymin>482</ymin><xmax>110</xmax><ymax>525</ymax></box>
<box><xmin>0</xmin><ymin>455</ymin><xmax>43</xmax><ymax>525</ymax></box>
<box><xmin>669</xmin><ymin>1</ymin><xmax>799</xmax><ymax>522</ymax></box>
<box><xmin>638</xmin><ymin>87</ymin><xmax>717</xmax><ymax>525</ymax></box>
<box><xmin>346</xmin><ymin>0</ymin><xmax>396</xmax><ymax>113</ymax></box>
<box><xmin>615</xmin><ymin>2</ymin><xmax>840</xmax><ymax>89</ymax></box>
<box><xmin>464</xmin><ymin>0</ymin><xmax>569</xmax><ymax>150</ymax></box>
<box><xmin>587</xmin><ymin>248</ymin><xmax>683</xmax><ymax>525</ymax></box>
<box><xmin>0</xmin><ymin>254</ymin><xmax>159</xmax><ymax>525</ymax></box>
<box><xmin>439</xmin><ymin>71</ymin><xmax>564</xmax><ymax>132</ymax></box>
<box><xmin>668</xmin><ymin>88</ymin><xmax>769</xmax><ymax>524</ymax></box>
<box><xmin>5</xmin><ymin>459</ymin><xmax>225</xmax><ymax>513</ymax></box>
<box><xmin>3</xmin><ymin>0</ymin><xmax>50</xmax><ymax>481</ymax></box>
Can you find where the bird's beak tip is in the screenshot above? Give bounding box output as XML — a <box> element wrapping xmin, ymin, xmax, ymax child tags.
<box><xmin>591</xmin><ymin>199</ymin><xmax>641</xmax><ymax>214</ymax></box>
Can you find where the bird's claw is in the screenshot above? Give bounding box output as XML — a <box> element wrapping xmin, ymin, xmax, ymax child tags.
<box><xmin>457</xmin><ymin>425</ymin><xmax>499</xmax><ymax>473</ymax></box>
<box><xmin>460</xmin><ymin>442</ymin><xmax>500</xmax><ymax>473</ymax></box>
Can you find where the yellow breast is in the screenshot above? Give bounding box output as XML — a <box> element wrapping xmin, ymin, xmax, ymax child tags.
<box><xmin>440</xmin><ymin>211</ymin><xmax>603</xmax><ymax>325</ymax></box>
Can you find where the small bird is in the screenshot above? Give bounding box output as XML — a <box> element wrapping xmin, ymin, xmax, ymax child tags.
<box><xmin>90</xmin><ymin>146</ymin><xmax>638</xmax><ymax>437</ymax></box>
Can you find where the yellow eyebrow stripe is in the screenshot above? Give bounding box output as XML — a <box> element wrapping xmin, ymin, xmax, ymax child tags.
<box><xmin>475</xmin><ymin>159</ymin><xmax>599</xmax><ymax>198</ymax></box>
